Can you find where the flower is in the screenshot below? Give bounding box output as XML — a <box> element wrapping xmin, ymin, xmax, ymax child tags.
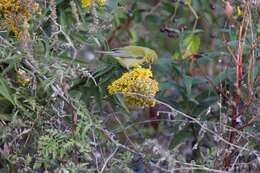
<box><xmin>81</xmin><ymin>0</ymin><xmax>92</xmax><ymax>8</ymax></box>
<box><xmin>108</xmin><ymin>66</ymin><xmax>159</xmax><ymax>107</ymax></box>
<box><xmin>81</xmin><ymin>0</ymin><xmax>106</xmax><ymax>8</ymax></box>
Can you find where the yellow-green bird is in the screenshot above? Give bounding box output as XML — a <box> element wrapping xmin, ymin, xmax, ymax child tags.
<box><xmin>97</xmin><ymin>46</ymin><xmax>158</xmax><ymax>69</ymax></box>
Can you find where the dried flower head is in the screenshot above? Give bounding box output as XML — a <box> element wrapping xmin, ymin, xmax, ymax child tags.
<box><xmin>108</xmin><ymin>67</ymin><xmax>159</xmax><ymax>107</ymax></box>
<box><xmin>0</xmin><ymin>0</ymin><xmax>40</xmax><ymax>39</ymax></box>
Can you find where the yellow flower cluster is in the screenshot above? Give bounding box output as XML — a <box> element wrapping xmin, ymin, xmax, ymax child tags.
<box><xmin>0</xmin><ymin>0</ymin><xmax>39</xmax><ymax>39</ymax></box>
<box><xmin>108</xmin><ymin>67</ymin><xmax>159</xmax><ymax>107</ymax></box>
<box><xmin>81</xmin><ymin>0</ymin><xmax>106</xmax><ymax>8</ymax></box>
<box><xmin>17</xmin><ymin>69</ymin><xmax>32</xmax><ymax>87</ymax></box>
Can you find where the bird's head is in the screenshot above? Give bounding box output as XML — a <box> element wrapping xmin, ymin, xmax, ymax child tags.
<box><xmin>144</xmin><ymin>49</ymin><xmax>158</xmax><ymax>64</ymax></box>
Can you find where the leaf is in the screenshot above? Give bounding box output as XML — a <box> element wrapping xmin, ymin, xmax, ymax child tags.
<box><xmin>145</xmin><ymin>14</ymin><xmax>163</xmax><ymax>25</ymax></box>
<box><xmin>213</xmin><ymin>68</ymin><xmax>236</xmax><ymax>85</ymax></box>
<box><xmin>91</xmin><ymin>36</ymin><xmax>102</xmax><ymax>47</ymax></box>
<box><xmin>169</xmin><ymin>128</ymin><xmax>193</xmax><ymax>149</ymax></box>
<box><xmin>183</xmin><ymin>74</ymin><xmax>192</xmax><ymax>98</ymax></box>
<box><xmin>162</xmin><ymin>2</ymin><xmax>175</xmax><ymax>13</ymax></box>
<box><xmin>0</xmin><ymin>76</ymin><xmax>15</xmax><ymax>105</ymax></box>
<box><xmin>182</xmin><ymin>34</ymin><xmax>200</xmax><ymax>59</ymax></box>
<box><xmin>0</xmin><ymin>113</ymin><xmax>11</xmax><ymax>121</ymax></box>
<box><xmin>114</xmin><ymin>93</ymin><xmax>130</xmax><ymax>113</ymax></box>
<box><xmin>94</xmin><ymin>64</ymin><xmax>115</xmax><ymax>78</ymax></box>
<box><xmin>204</xmin><ymin>12</ymin><xmax>213</xmax><ymax>24</ymax></box>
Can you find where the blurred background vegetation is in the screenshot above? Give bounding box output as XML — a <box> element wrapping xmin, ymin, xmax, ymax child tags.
<box><xmin>0</xmin><ymin>0</ymin><xmax>259</xmax><ymax>172</ymax></box>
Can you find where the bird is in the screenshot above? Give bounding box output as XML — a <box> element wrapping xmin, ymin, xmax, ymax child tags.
<box><xmin>96</xmin><ymin>46</ymin><xmax>158</xmax><ymax>69</ymax></box>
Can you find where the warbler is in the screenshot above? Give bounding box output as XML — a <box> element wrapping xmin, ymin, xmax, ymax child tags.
<box><xmin>97</xmin><ymin>46</ymin><xmax>158</xmax><ymax>69</ymax></box>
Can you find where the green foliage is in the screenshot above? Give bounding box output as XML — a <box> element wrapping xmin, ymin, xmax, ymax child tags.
<box><xmin>0</xmin><ymin>75</ymin><xmax>15</xmax><ymax>105</ymax></box>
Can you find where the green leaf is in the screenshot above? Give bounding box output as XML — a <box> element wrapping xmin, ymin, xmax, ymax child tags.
<box><xmin>162</xmin><ymin>2</ymin><xmax>175</xmax><ymax>13</ymax></box>
<box><xmin>0</xmin><ymin>76</ymin><xmax>15</xmax><ymax>105</ymax></box>
<box><xmin>170</xmin><ymin>128</ymin><xmax>193</xmax><ymax>149</ymax></box>
<box><xmin>183</xmin><ymin>74</ymin><xmax>192</xmax><ymax>97</ymax></box>
<box><xmin>213</xmin><ymin>68</ymin><xmax>236</xmax><ymax>85</ymax></box>
<box><xmin>114</xmin><ymin>93</ymin><xmax>130</xmax><ymax>113</ymax></box>
<box><xmin>182</xmin><ymin>34</ymin><xmax>200</xmax><ymax>59</ymax></box>
<box><xmin>145</xmin><ymin>14</ymin><xmax>163</xmax><ymax>25</ymax></box>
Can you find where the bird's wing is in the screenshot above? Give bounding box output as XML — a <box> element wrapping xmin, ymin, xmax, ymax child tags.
<box><xmin>97</xmin><ymin>46</ymin><xmax>146</xmax><ymax>59</ymax></box>
<box><xmin>96</xmin><ymin>50</ymin><xmax>143</xmax><ymax>60</ymax></box>
<box><xmin>110</xmin><ymin>48</ymin><xmax>143</xmax><ymax>59</ymax></box>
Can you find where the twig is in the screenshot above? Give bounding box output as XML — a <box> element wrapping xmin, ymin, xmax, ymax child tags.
<box><xmin>10</xmin><ymin>128</ymin><xmax>32</xmax><ymax>145</ymax></box>
<box><xmin>187</xmin><ymin>3</ymin><xmax>199</xmax><ymax>30</ymax></box>
<box><xmin>50</xmin><ymin>20</ymin><xmax>77</xmax><ymax>59</ymax></box>
<box><xmin>150</xmin><ymin>161</ymin><xmax>229</xmax><ymax>173</ymax></box>
<box><xmin>238</xmin><ymin>115</ymin><xmax>260</xmax><ymax>131</ymax></box>
<box><xmin>91</xmin><ymin>130</ymin><xmax>100</xmax><ymax>172</ymax></box>
<box><xmin>122</xmin><ymin>119</ymin><xmax>190</xmax><ymax>131</ymax></box>
<box><xmin>230</xmin><ymin>142</ymin><xmax>249</xmax><ymax>171</ymax></box>
<box><xmin>99</xmin><ymin>146</ymin><xmax>119</xmax><ymax>173</ymax></box>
